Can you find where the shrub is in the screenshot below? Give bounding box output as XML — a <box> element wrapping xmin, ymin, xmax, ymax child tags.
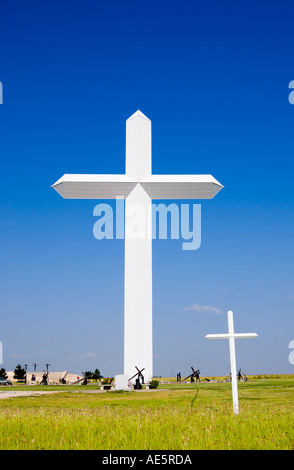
<box><xmin>149</xmin><ymin>379</ymin><xmax>159</xmax><ymax>389</ymax></box>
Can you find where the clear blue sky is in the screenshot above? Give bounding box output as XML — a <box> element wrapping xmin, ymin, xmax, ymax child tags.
<box><xmin>1</xmin><ymin>0</ymin><xmax>294</xmax><ymax>377</ymax></box>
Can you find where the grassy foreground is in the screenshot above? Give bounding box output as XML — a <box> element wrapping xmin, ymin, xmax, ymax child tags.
<box><xmin>0</xmin><ymin>376</ymin><xmax>293</xmax><ymax>450</ymax></box>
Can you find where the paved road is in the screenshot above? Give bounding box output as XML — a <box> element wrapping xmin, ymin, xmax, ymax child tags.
<box><xmin>0</xmin><ymin>390</ymin><xmax>62</xmax><ymax>399</ymax></box>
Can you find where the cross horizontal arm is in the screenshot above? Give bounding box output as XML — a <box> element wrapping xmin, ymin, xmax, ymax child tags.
<box><xmin>206</xmin><ymin>333</ymin><xmax>258</xmax><ymax>340</ymax></box>
<box><xmin>205</xmin><ymin>334</ymin><xmax>231</xmax><ymax>340</ymax></box>
<box><xmin>141</xmin><ymin>175</ymin><xmax>223</xmax><ymax>199</ymax></box>
<box><xmin>233</xmin><ymin>333</ymin><xmax>258</xmax><ymax>339</ymax></box>
<box><xmin>52</xmin><ymin>174</ymin><xmax>137</xmax><ymax>199</ymax></box>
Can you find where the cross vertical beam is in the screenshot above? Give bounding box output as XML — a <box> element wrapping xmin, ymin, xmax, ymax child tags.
<box><xmin>228</xmin><ymin>311</ymin><xmax>238</xmax><ymax>414</ymax></box>
<box><xmin>124</xmin><ymin>112</ymin><xmax>153</xmax><ymax>381</ymax></box>
<box><xmin>124</xmin><ymin>185</ymin><xmax>153</xmax><ymax>381</ymax></box>
<box><xmin>206</xmin><ymin>310</ymin><xmax>258</xmax><ymax>415</ymax></box>
<box><xmin>126</xmin><ymin>110</ymin><xmax>151</xmax><ymax>180</ymax></box>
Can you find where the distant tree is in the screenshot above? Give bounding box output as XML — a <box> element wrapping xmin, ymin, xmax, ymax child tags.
<box><xmin>84</xmin><ymin>371</ymin><xmax>93</xmax><ymax>378</ymax></box>
<box><xmin>13</xmin><ymin>364</ymin><xmax>26</xmax><ymax>382</ymax></box>
<box><xmin>92</xmin><ymin>368</ymin><xmax>102</xmax><ymax>380</ymax></box>
<box><xmin>0</xmin><ymin>368</ymin><xmax>7</xmax><ymax>379</ymax></box>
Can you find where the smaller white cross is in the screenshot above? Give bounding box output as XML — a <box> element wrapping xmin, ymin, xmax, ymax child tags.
<box><xmin>205</xmin><ymin>310</ymin><xmax>258</xmax><ymax>415</ymax></box>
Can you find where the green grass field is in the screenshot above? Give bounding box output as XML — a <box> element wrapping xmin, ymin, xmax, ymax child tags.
<box><xmin>0</xmin><ymin>375</ymin><xmax>293</xmax><ymax>450</ymax></box>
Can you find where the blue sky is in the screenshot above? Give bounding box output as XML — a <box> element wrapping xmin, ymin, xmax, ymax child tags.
<box><xmin>1</xmin><ymin>0</ymin><xmax>294</xmax><ymax>377</ymax></box>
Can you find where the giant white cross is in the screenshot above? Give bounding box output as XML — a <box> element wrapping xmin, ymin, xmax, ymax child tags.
<box><xmin>52</xmin><ymin>110</ymin><xmax>223</xmax><ymax>382</ymax></box>
<box><xmin>206</xmin><ymin>310</ymin><xmax>258</xmax><ymax>414</ymax></box>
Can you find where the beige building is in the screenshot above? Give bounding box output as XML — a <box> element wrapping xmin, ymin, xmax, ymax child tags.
<box><xmin>6</xmin><ymin>371</ymin><xmax>81</xmax><ymax>384</ymax></box>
